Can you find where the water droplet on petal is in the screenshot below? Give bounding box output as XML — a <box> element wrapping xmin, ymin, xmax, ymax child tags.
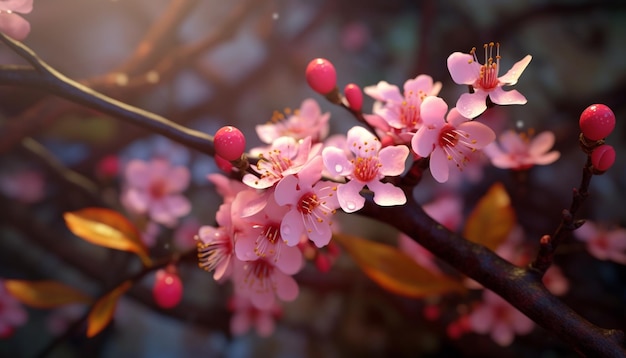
<box><xmin>334</xmin><ymin>164</ymin><xmax>343</xmax><ymax>173</ymax></box>
<box><xmin>516</xmin><ymin>120</ymin><xmax>524</xmax><ymax>129</ymax></box>
<box><xmin>346</xmin><ymin>201</ymin><xmax>356</xmax><ymax>210</ymax></box>
<box><xmin>283</xmin><ymin>225</ymin><xmax>291</xmax><ymax>236</ymax></box>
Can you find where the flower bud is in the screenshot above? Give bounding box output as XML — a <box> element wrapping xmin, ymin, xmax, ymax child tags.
<box><xmin>214</xmin><ymin>154</ymin><xmax>233</xmax><ymax>173</ymax></box>
<box><xmin>591</xmin><ymin>144</ymin><xmax>616</xmax><ymax>172</ymax></box>
<box><xmin>214</xmin><ymin>126</ymin><xmax>246</xmax><ymax>161</ymax></box>
<box><xmin>153</xmin><ymin>268</ymin><xmax>183</xmax><ymax>309</ymax></box>
<box><xmin>305</xmin><ymin>58</ymin><xmax>337</xmax><ymax>95</ymax></box>
<box><xmin>579</xmin><ymin>104</ymin><xmax>615</xmax><ymax>141</ymax></box>
<box><xmin>344</xmin><ymin>83</ymin><xmax>363</xmax><ymax>111</ymax></box>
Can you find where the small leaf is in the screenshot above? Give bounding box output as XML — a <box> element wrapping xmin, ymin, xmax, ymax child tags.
<box><xmin>334</xmin><ymin>233</ymin><xmax>465</xmax><ymax>298</ymax></box>
<box><xmin>463</xmin><ymin>182</ymin><xmax>516</xmax><ymax>251</ymax></box>
<box><xmin>64</xmin><ymin>208</ymin><xmax>152</xmax><ymax>266</ymax></box>
<box><xmin>5</xmin><ymin>280</ymin><xmax>92</xmax><ymax>308</ymax></box>
<box><xmin>86</xmin><ymin>280</ymin><xmax>132</xmax><ymax>338</ymax></box>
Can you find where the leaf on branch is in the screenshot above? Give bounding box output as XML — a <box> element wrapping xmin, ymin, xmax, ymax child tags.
<box><xmin>64</xmin><ymin>208</ymin><xmax>152</xmax><ymax>266</ymax></box>
<box><xmin>4</xmin><ymin>280</ymin><xmax>92</xmax><ymax>308</ymax></box>
<box><xmin>463</xmin><ymin>182</ymin><xmax>516</xmax><ymax>251</ymax></box>
<box><xmin>86</xmin><ymin>280</ymin><xmax>132</xmax><ymax>338</ymax></box>
<box><xmin>333</xmin><ymin>233</ymin><xmax>465</xmax><ymax>298</ymax></box>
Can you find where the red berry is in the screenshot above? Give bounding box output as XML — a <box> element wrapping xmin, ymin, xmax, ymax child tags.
<box><xmin>579</xmin><ymin>104</ymin><xmax>615</xmax><ymax>140</ymax></box>
<box><xmin>214</xmin><ymin>154</ymin><xmax>233</xmax><ymax>173</ymax></box>
<box><xmin>214</xmin><ymin>126</ymin><xmax>246</xmax><ymax>161</ymax></box>
<box><xmin>153</xmin><ymin>269</ymin><xmax>183</xmax><ymax>309</ymax></box>
<box><xmin>305</xmin><ymin>58</ymin><xmax>337</xmax><ymax>95</ymax></box>
<box><xmin>591</xmin><ymin>144</ymin><xmax>616</xmax><ymax>172</ymax></box>
<box><xmin>344</xmin><ymin>83</ymin><xmax>363</xmax><ymax>111</ymax></box>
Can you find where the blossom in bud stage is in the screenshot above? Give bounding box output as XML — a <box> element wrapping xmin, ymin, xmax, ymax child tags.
<box><xmin>591</xmin><ymin>144</ymin><xmax>616</xmax><ymax>172</ymax></box>
<box><xmin>483</xmin><ymin>129</ymin><xmax>560</xmax><ymax>170</ymax></box>
<box><xmin>305</xmin><ymin>58</ymin><xmax>337</xmax><ymax>95</ymax></box>
<box><xmin>579</xmin><ymin>104</ymin><xmax>615</xmax><ymax>141</ymax></box>
<box><xmin>344</xmin><ymin>83</ymin><xmax>363</xmax><ymax>111</ymax></box>
<box><xmin>322</xmin><ymin>126</ymin><xmax>409</xmax><ymax>213</ymax></box>
<box><xmin>574</xmin><ymin>221</ymin><xmax>626</xmax><ymax>264</ymax></box>
<box><xmin>411</xmin><ymin>97</ymin><xmax>495</xmax><ymax>183</ymax></box>
<box><xmin>255</xmin><ymin>99</ymin><xmax>330</xmax><ymax>144</ymax></box>
<box><xmin>214</xmin><ymin>126</ymin><xmax>246</xmax><ymax>161</ymax></box>
<box><xmin>153</xmin><ymin>268</ymin><xmax>183</xmax><ymax>309</ymax></box>
<box><xmin>447</xmin><ymin>42</ymin><xmax>531</xmax><ymax>118</ymax></box>
<box><xmin>0</xmin><ymin>0</ymin><xmax>33</xmax><ymax>41</ymax></box>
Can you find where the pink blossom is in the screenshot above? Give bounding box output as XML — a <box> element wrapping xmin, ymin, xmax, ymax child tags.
<box><xmin>574</xmin><ymin>221</ymin><xmax>626</xmax><ymax>265</ymax></box>
<box><xmin>543</xmin><ymin>265</ymin><xmax>569</xmax><ymax>296</ymax></box>
<box><xmin>322</xmin><ymin>126</ymin><xmax>408</xmax><ymax>212</ymax></box>
<box><xmin>0</xmin><ymin>0</ymin><xmax>33</xmax><ymax>41</ymax></box>
<box><xmin>398</xmin><ymin>233</ymin><xmax>442</xmax><ymax>276</ymax></box>
<box><xmin>0</xmin><ymin>168</ymin><xmax>45</xmax><ymax>203</ymax></box>
<box><xmin>0</xmin><ymin>280</ymin><xmax>28</xmax><ymax>338</ymax></box>
<box><xmin>233</xmin><ymin>191</ymin><xmax>303</xmax><ymax>275</ymax></box>
<box><xmin>173</xmin><ymin>217</ymin><xmax>201</xmax><ymax>250</ymax></box>
<box><xmin>207</xmin><ymin>173</ymin><xmax>248</xmax><ymax>204</ymax></box>
<box><xmin>255</xmin><ymin>99</ymin><xmax>330</xmax><ymax>144</ymax></box>
<box><xmin>141</xmin><ymin>221</ymin><xmax>161</xmax><ymax>248</ymax></box>
<box><xmin>229</xmin><ymin>294</ymin><xmax>281</xmax><ymax>337</ymax></box>
<box><xmin>423</xmin><ymin>195</ymin><xmax>463</xmax><ymax>232</ymax></box>
<box><xmin>484</xmin><ymin>129</ymin><xmax>560</xmax><ymax>170</ymax></box>
<box><xmin>197</xmin><ymin>203</ymin><xmax>236</xmax><ymax>281</ymax></box>
<box><xmin>232</xmin><ymin>258</ymin><xmax>299</xmax><ymax>310</ymax></box>
<box><xmin>411</xmin><ymin>97</ymin><xmax>495</xmax><ymax>183</ymax></box>
<box><xmin>447</xmin><ymin>42</ymin><xmax>532</xmax><ymax>118</ymax></box>
<box><xmin>364</xmin><ymin>75</ymin><xmax>442</xmax><ymax>144</ymax></box>
<box><xmin>243</xmin><ymin>136</ymin><xmax>318</xmax><ymax>189</ymax></box>
<box><xmin>274</xmin><ymin>156</ymin><xmax>340</xmax><ymax>248</ymax></box>
<box><xmin>468</xmin><ymin>290</ymin><xmax>534</xmax><ymax>346</ymax></box>
<box><xmin>121</xmin><ymin>158</ymin><xmax>191</xmax><ymax>227</ymax></box>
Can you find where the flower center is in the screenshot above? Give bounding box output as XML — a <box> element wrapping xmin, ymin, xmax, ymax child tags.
<box><xmin>438</xmin><ymin>124</ymin><xmax>478</xmax><ymax>169</ymax></box>
<box><xmin>399</xmin><ymin>90</ymin><xmax>425</xmax><ymax>129</ymax></box>
<box><xmin>257</xmin><ymin>150</ymin><xmax>293</xmax><ymax>180</ymax></box>
<box><xmin>149</xmin><ymin>179</ymin><xmax>168</xmax><ymax>199</ymax></box>
<box><xmin>352</xmin><ymin>156</ymin><xmax>380</xmax><ymax>182</ymax></box>
<box><xmin>196</xmin><ymin>231</ymin><xmax>232</xmax><ymax>273</ymax></box>
<box><xmin>298</xmin><ymin>192</ymin><xmax>319</xmax><ymax>215</ymax></box>
<box><xmin>470</xmin><ymin>42</ymin><xmax>500</xmax><ymax>91</ymax></box>
<box><xmin>261</xmin><ymin>224</ymin><xmax>281</xmax><ymax>245</ymax></box>
<box><xmin>438</xmin><ymin>124</ymin><xmax>458</xmax><ymax>148</ymax></box>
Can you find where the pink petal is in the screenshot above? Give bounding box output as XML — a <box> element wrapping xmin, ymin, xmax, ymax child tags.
<box><xmin>122</xmin><ymin>189</ymin><xmax>149</xmax><ymax>213</ymax></box>
<box><xmin>274</xmin><ymin>174</ymin><xmax>300</xmax><ymax>206</ymax></box>
<box><xmin>165</xmin><ymin>166</ymin><xmax>190</xmax><ymax>193</ymax></box>
<box><xmin>274</xmin><ymin>271</ymin><xmax>299</xmax><ymax>302</ymax></box>
<box><xmin>363</xmin><ymin>81</ymin><xmax>403</xmax><ymax>103</ymax></box>
<box><xmin>447</xmin><ymin>52</ymin><xmax>479</xmax><ymax>85</ymax></box>
<box><xmin>281</xmin><ymin>209</ymin><xmax>305</xmax><ymax>246</ymax></box>
<box><xmin>337</xmin><ymin>180</ymin><xmax>365</xmax><ymax>213</ymax></box>
<box><xmin>533</xmin><ymin>151</ymin><xmax>560</xmax><ymax>165</ymax></box>
<box><xmin>573</xmin><ymin>221</ymin><xmax>598</xmax><ymax>242</ymax></box>
<box><xmin>232</xmin><ymin>189</ymin><xmax>268</xmax><ymax>218</ymax></box>
<box><xmin>162</xmin><ymin>194</ymin><xmax>191</xmax><ymax>217</ymax></box>
<box><xmin>469</xmin><ymin>305</ymin><xmax>493</xmax><ymax>333</ymax></box>
<box><xmin>274</xmin><ymin>245</ymin><xmax>303</xmax><ymax>275</ymax></box>
<box><xmin>411</xmin><ymin>126</ymin><xmax>438</xmax><ymax>157</ymax></box>
<box><xmin>498</xmin><ymin>55</ymin><xmax>532</xmax><ymax>85</ymax></box>
<box><xmin>0</xmin><ymin>0</ymin><xmax>33</xmax><ymax>13</ymax></box>
<box><xmin>297</xmin><ymin>155</ymin><xmax>323</xmax><ymax>188</ymax></box>
<box><xmin>322</xmin><ymin>147</ymin><xmax>353</xmax><ymax>176</ymax></box>
<box><xmin>420</xmin><ymin>96</ymin><xmax>448</xmax><ymax>126</ymax></box>
<box><xmin>367</xmin><ymin>180</ymin><xmax>406</xmax><ymax>206</ymax></box>
<box><xmin>307</xmin><ymin>218</ymin><xmax>333</xmax><ymax>248</ymax></box>
<box><xmin>149</xmin><ymin>201</ymin><xmax>176</xmax><ymax>227</ymax></box>
<box><xmin>457</xmin><ymin>121</ymin><xmax>496</xmax><ymax>149</ymax></box>
<box><xmin>363</xmin><ymin>114</ymin><xmax>391</xmax><ymax>132</ymax></box>
<box><xmin>347</xmin><ymin>126</ymin><xmax>381</xmax><ymax>157</ymax></box>
<box><xmin>529</xmin><ymin>131</ymin><xmax>555</xmax><ymax>156</ymax></box>
<box><xmin>492</xmin><ymin>322</ymin><xmax>515</xmax><ymax>346</ymax></box>
<box><xmin>250</xmin><ymin>290</ymin><xmax>275</xmax><ymax>310</ymax></box>
<box><xmin>498</xmin><ymin>130</ymin><xmax>525</xmax><ymax>153</ymax></box>
<box><xmin>0</xmin><ymin>13</ymin><xmax>30</xmax><ymax>41</ymax></box>
<box><xmin>488</xmin><ymin>88</ymin><xmax>527</xmax><ymax>106</ymax></box>
<box><xmin>125</xmin><ymin>160</ymin><xmax>150</xmax><ymax>189</ymax></box>
<box><xmin>512</xmin><ymin>311</ymin><xmax>535</xmax><ymax>335</ymax></box>
<box><xmin>429</xmin><ymin>148</ymin><xmax>450</xmax><ymax>183</ymax></box>
<box><xmin>234</xmin><ymin>232</ymin><xmax>258</xmax><ymax>261</ymax></box>
<box><xmin>255</xmin><ymin>122</ymin><xmax>280</xmax><ymax>144</ymax></box>
<box><xmin>456</xmin><ymin>92</ymin><xmax>488</xmax><ymax>119</ymax></box>
<box><xmin>213</xmin><ymin>255</ymin><xmax>232</xmax><ymax>281</ymax></box>
<box><xmin>404</xmin><ymin>74</ymin><xmax>435</xmax><ymax>95</ymax></box>
<box><xmin>255</xmin><ymin>313</ymin><xmax>276</xmax><ymax>337</ymax></box>
<box><xmin>378</xmin><ymin>145</ymin><xmax>409</xmax><ymax>176</ymax></box>
<box><xmin>230</xmin><ymin>311</ymin><xmax>252</xmax><ymax>335</ymax></box>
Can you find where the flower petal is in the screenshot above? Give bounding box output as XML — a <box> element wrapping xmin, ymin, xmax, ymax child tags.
<box><xmin>280</xmin><ymin>209</ymin><xmax>305</xmax><ymax>246</ymax></box>
<box><xmin>498</xmin><ymin>55</ymin><xmax>532</xmax><ymax>85</ymax></box>
<box><xmin>489</xmin><ymin>88</ymin><xmax>527</xmax><ymax>106</ymax></box>
<box><xmin>457</xmin><ymin>121</ymin><xmax>496</xmax><ymax>149</ymax></box>
<box><xmin>162</xmin><ymin>194</ymin><xmax>191</xmax><ymax>217</ymax></box>
<box><xmin>322</xmin><ymin>147</ymin><xmax>352</xmax><ymax>176</ymax></box>
<box><xmin>367</xmin><ymin>180</ymin><xmax>406</xmax><ymax>207</ymax></box>
<box><xmin>0</xmin><ymin>13</ymin><xmax>30</xmax><ymax>41</ymax></box>
<box><xmin>420</xmin><ymin>96</ymin><xmax>448</xmax><ymax>126</ymax></box>
<box><xmin>274</xmin><ymin>175</ymin><xmax>300</xmax><ymax>206</ymax></box>
<box><xmin>363</xmin><ymin>81</ymin><xmax>404</xmax><ymax>103</ymax></box>
<box><xmin>274</xmin><ymin>271</ymin><xmax>299</xmax><ymax>302</ymax></box>
<box><xmin>528</xmin><ymin>131</ymin><xmax>555</xmax><ymax>157</ymax></box>
<box><xmin>411</xmin><ymin>126</ymin><xmax>438</xmax><ymax>157</ymax></box>
<box><xmin>378</xmin><ymin>145</ymin><xmax>409</xmax><ymax>176</ymax></box>
<box><xmin>337</xmin><ymin>180</ymin><xmax>365</xmax><ymax>213</ymax></box>
<box><xmin>0</xmin><ymin>0</ymin><xmax>33</xmax><ymax>13</ymax></box>
<box><xmin>456</xmin><ymin>92</ymin><xmax>488</xmax><ymax>119</ymax></box>
<box><xmin>429</xmin><ymin>148</ymin><xmax>450</xmax><ymax>183</ymax></box>
<box><xmin>274</xmin><ymin>245</ymin><xmax>303</xmax><ymax>275</ymax></box>
<box><xmin>447</xmin><ymin>52</ymin><xmax>479</xmax><ymax>85</ymax></box>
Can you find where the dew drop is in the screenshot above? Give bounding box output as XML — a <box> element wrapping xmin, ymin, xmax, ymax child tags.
<box><xmin>516</xmin><ymin>120</ymin><xmax>524</xmax><ymax>129</ymax></box>
<box><xmin>334</xmin><ymin>164</ymin><xmax>343</xmax><ymax>173</ymax></box>
<box><xmin>282</xmin><ymin>225</ymin><xmax>291</xmax><ymax>236</ymax></box>
<box><xmin>346</xmin><ymin>201</ymin><xmax>356</xmax><ymax>211</ymax></box>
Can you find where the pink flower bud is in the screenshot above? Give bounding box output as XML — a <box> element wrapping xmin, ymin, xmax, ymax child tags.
<box><xmin>214</xmin><ymin>154</ymin><xmax>233</xmax><ymax>173</ymax></box>
<box><xmin>591</xmin><ymin>144</ymin><xmax>616</xmax><ymax>172</ymax></box>
<box><xmin>344</xmin><ymin>83</ymin><xmax>363</xmax><ymax>111</ymax></box>
<box><xmin>579</xmin><ymin>104</ymin><xmax>615</xmax><ymax>141</ymax></box>
<box><xmin>305</xmin><ymin>58</ymin><xmax>337</xmax><ymax>95</ymax></box>
<box><xmin>214</xmin><ymin>126</ymin><xmax>246</xmax><ymax>161</ymax></box>
<box><xmin>153</xmin><ymin>268</ymin><xmax>183</xmax><ymax>309</ymax></box>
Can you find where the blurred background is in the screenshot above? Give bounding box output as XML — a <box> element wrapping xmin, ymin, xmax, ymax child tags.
<box><xmin>0</xmin><ymin>0</ymin><xmax>625</xmax><ymax>357</ymax></box>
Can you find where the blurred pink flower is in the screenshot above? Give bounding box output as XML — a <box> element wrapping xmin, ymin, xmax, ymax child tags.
<box><xmin>423</xmin><ymin>195</ymin><xmax>463</xmax><ymax>232</ymax></box>
<box><xmin>468</xmin><ymin>290</ymin><xmax>534</xmax><ymax>346</ymax></box>
<box><xmin>323</xmin><ymin>126</ymin><xmax>408</xmax><ymax>212</ymax></box>
<box><xmin>411</xmin><ymin>97</ymin><xmax>495</xmax><ymax>183</ymax></box>
<box><xmin>0</xmin><ymin>0</ymin><xmax>33</xmax><ymax>41</ymax></box>
<box><xmin>121</xmin><ymin>158</ymin><xmax>191</xmax><ymax>227</ymax></box>
<box><xmin>0</xmin><ymin>168</ymin><xmax>45</xmax><ymax>203</ymax></box>
<box><xmin>484</xmin><ymin>130</ymin><xmax>560</xmax><ymax>170</ymax></box>
<box><xmin>398</xmin><ymin>233</ymin><xmax>442</xmax><ymax>276</ymax></box>
<box><xmin>543</xmin><ymin>265</ymin><xmax>569</xmax><ymax>296</ymax></box>
<box><xmin>141</xmin><ymin>221</ymin><xmax>161</xmax><ymax>248</ymax></box>
<box><xmin>232</xmin><ymin>257</ymin><xmax>299</xmax><ymax>310</ymax></box>
<box><xmin>255</xmin><ymin>99</ymin><xmax>330</xmax><ymax>144</ymax></box>
<box><xmin>229</xmin><ymin>294</ymin><xmax>281</xmax><ymax>337</ymax></box>
<box><xmin>447</xmin><ymin>43</ymin><xmax>531</xmax><ymax>118</ymax></box>
<box><xmin>174</xmin><ymin>217</ymin><xmax>201</xmax><ymax>250</ymax></box>
<box><xmin>574</xmin><ymin>221</ymin><xmax>626</xmax><ymax>265</ymax></box>
<box><xmin>0</xmin><ymin>280</ymin><xmax>28</xmax><ymax>338</ymax></box>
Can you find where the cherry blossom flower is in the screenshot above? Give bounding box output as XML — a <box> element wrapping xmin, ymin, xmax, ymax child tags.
<box><xmin>174</xmin><ymin>217</ymin><xmax>201</xmax><ymax>250</ymax></box>
<box><xmin>484</xmin><ymin>129</ymin><xmax>560</xmax><ymax>170</ymax></box>
<box><xmin>207</xmin><ymin>173</ymin><xmax>248</xmax><ymax>204</ymax></box>
<box><xmin>543</xmin><ymin>265</ymin><xmax>569</xmax><ymax>296</ymax></box>
<box><xmin>447</xmin><ymin>42</ymin><xmax>532</xmax><ymax>118</ymax></box>
<box><xmin>197</xmin><ymin>203</ymin><xmax>236</xmax><ymax>282</ymax></box>
<box><xmin>232</xmin><ymin>257</ymin><xmax>299</xmax><ymax>310</ymax></box>
<box><xmin>256</xmin><ymin>99</ymin><xmax>330</xmax><ymax>144</ymax></box>
<box><xmin>574</xmin><ymin>221</ymin><xmax>626</xmax><ymax>265</ymax></box>
<box><xmin>411</xmin><ymin>96</ymin><xmax>495</xmax><ymax>183</ymax></box>
<box><xmin>0</xmin><ymin>280</ymin><xmax>28</xmax><ymax>338</ymax></box>
<box><xmin>233</xmin><ymin>192</ymin><xmax>303</xmax><ymax>275</ymax></box>
<box><xmin>243</xmin><ymin>136</ymin><xmax>318</xmax><ymax>189</ymax></box>
<box><xmin>229</xmin><ymin>294</ymin><xmax>281</xmax><ymax>337</ymax></box>
<box><xmin>468</xmin><ymin>289</ymin><xmax>534</xmax><ymax>346</ymax></box>
<box><xmin>0</xmin><ymin>0</ymin><xmax>33</xmax><ymax>41</ymax></box>
<box><xmin>0</xmin><ymin>168</ymin><xmax>45</xmax><ymax>203</ymax></box>
<box><xmin>121</xmin><ymin>158</ymin><xmax>191</xmax><ymax>227</ymax></box>
<box><xmin>364</xmin><ymin>75</ymin><xmax>442</xmax><ymax>144</ymax></box>
<box><xmin>322</xmin><ymin>126</ymin><xmax>409</xmax><ymax>213</ymax></box>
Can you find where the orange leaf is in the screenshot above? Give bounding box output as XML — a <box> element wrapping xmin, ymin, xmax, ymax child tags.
<box><xmin>463</xmin><ymin>182</ymin><xmax>516</xmax><ymax>251</ymax></box>
<box><xmin>64</xmin><ymin>208</ymin><xmax>152</xmax><ymax>266</ymax></box>
<box><xmin>334</xmin><ymin>233</ymin><xmax>465</xmax><ymax>298</ymax></box>
<box><xmin>86</xmin><ymin>280</ymin><xmax>132</xmax><ymax>338</ymax></box>
<box><xmin>4</xmin><ymin>280</ymin><xmax>92</xmax><ymax>308</ymax></box>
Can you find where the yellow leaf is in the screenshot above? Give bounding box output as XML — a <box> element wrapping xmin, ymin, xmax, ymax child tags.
<box><xmin>86</xmin><ymin>280</ymin><xmax>132</xmax><ymax>338</ymax></box>
<box><xmin>64</xmin><ymin>208</ymin><xmax>152</xmax><ymax>266</ymax></box>
<box><xmin>334</xmin><ymin>233</ymin><xmax>465</xmax><ymax>298</ymax></box>
<box><xmin>4</xmin><ymin>280</ymin><xmax>92</xmax><ymax>308</ymax></box>
<box><xmin>463</xmin><ymin>182</ymin><xmax>516</xmax><ymax>251</ymax></box>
